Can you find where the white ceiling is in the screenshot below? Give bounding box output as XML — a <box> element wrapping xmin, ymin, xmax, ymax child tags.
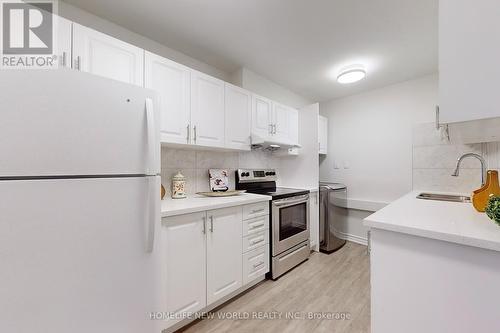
<box><xmin>63</xmin><ymin>0</ymin><xmax>438</xmax><ymax>102</ymax></box>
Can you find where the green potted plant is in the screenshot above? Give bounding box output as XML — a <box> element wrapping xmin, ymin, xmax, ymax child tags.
<box><xmin>485</xmin><ymin>195</ymin><xmax>500</xmax><ymax>226</ymax></box>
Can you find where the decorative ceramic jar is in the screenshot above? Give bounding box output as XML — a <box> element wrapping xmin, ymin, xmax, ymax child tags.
<box><xmin>160</xmin><ymin>184</ymin><xmax>166</xmax><ymax>200</ymax></box>
<box><xmin>171</xmin><ymin>171</ymin><xmax>187</xmax><ymax>199</ymax></box>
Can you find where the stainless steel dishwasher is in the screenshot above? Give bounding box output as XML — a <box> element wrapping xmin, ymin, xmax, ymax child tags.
<box><xmin>319</xmin><ymin>182</ymin><xmax>347</xmax><ymax>253</ymax></box>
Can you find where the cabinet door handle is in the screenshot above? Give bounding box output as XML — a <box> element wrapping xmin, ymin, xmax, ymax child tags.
<box><xmin>273</xmin><ymin>124</ymin><xmax>277</xmax><ymax>134</ymax></box>
<box><xmin>209</xmin><ymin>216</ymin><xmax>214</xmax><ymax>233</ymax></box>
<box><xmin>74</xmin><ymin>56</ymin><xmax>81</xmax><ymax>71</ymax></box>
<box><xmin>202</xmin><ymin>216</ymin><xmax>206</xmax><ymax>234</ymax></box>
<box><xmin>61</xmin><ymin>52</ymin><xmax>67</xmax><ymax>67</ymax></box>
<box><xmin>248</xmin><ymin>222</ymin><xmax>265</xmax><ymax>230</ymax></box>
<box><xmin>250</xmin><ymin>208</ymin><xmax>264</xmax><ymax>214</ymax></box>
<box><xmin>253</xmin><ymin>262</ymin><xmax>265</xmax><ymax>269</ymax></box>
<box><xmin>250</xmin><ymin>238</ymin><xmax>264</xmax><ymax>245</ymax></box>
<box><xmin>269</xmin><ymin>124</ymin><xmax>273</xmax><ymax>135</ymax></box>
<box><xmin>186</xmin><ymin>124</ymin><xmax>190</xmax><ymax>143</ymax></box>
<box><xmin>193</xmin><ymin>125</ymin><xmax>197</xmax><ymax>143</ymax></box>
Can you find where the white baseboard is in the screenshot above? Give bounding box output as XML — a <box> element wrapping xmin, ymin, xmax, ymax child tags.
<box><xmin>336</xmin><ymin>230</ymin><xmax>367</xmax><ymax>246</ymax></box>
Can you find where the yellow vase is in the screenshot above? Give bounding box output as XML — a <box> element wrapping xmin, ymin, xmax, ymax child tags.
<box><xmin>472</xmin><ymin>170</ymin><xmax>500</xmax><ymax>212</ymax></box>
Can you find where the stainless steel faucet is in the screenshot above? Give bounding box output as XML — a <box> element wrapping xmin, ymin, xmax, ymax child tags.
<box><xmin>451</xmin><ymin>153</ymin><xmax>487</xmax><ymax>186</ymax></box>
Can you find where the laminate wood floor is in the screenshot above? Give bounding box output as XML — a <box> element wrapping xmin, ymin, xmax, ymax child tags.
<box><xmin>179</xmin><ymin>242</ymin><xmax>370</xmax><ymax>333</ymax></box>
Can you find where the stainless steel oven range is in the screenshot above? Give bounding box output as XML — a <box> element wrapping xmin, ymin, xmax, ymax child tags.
<box><xmin>236</xmin><ymin>169</ymin><xmax>310</xmax><ymax>279</ymax></box>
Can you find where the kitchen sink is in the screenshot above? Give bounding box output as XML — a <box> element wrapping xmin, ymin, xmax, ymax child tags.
<box><xmin>416</xmin><ymin>192</ymin><xmax>471</xmax><ymax>203</ymax></box>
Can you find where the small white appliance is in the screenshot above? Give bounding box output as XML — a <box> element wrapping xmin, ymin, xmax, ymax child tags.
<box><xmin>0</xmin><ymin>69</ymin><xmax>162</xmax><ymax>333</ymax></box>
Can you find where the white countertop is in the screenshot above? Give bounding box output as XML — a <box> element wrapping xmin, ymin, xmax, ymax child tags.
<box><xmin>161</xmin><ymin>193</ymin><xmax>271</xmax><ymax>217</ymax></box>
<box><xmin>364</xmin><ymin>191</ymin><xmax>500</xmax><ymax>252</ymax></box>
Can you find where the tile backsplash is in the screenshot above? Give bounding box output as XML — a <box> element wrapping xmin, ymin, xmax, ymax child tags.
<box><xmin>161</xmin><ymin>147</ymin><xmax>280</xmax><ymax>195</ymax></box>
<box><xmin>412</xmin><ymin>123</ymin><xmax>499</xmax><ymax>194</ymax></box>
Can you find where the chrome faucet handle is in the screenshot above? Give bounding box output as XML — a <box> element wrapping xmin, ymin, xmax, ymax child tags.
<box><xmin>451</xmin><ymin>153</ymin><xmax>487</xmax><ymax>186</ymax></box>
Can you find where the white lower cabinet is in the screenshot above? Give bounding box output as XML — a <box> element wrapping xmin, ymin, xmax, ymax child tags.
<box><xmin>162</xmin><ymin>212</ymin><xmax>206</xmax><ymax>325</ymax></box>
<box><xmin>243</xmin><ymin>246</ymin><xmax>270</xmax><ymax>285</ymax></box>
<box><xmin>162</xmin><ymin>202</ymin><xmax>270</xmax><ymax>330</ymax></box>
<box><xmin>242</xmin><ymin>205</ymin><xmax>270</xmax><ymax>285</ymax></box>
<box><xmin>206</xmin><ymin>207</ymin><xmax>243</xmax><ymax>304</ymax></box>
<box><xmin>242</xmin><ymin>230</ymin><xmax>269</xmax><ymax>253</ymax></box>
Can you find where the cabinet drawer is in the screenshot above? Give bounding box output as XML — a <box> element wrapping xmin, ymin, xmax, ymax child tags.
<box><xmin>243</xmin><ymin>246</ymin><xmax>269</xmax><ymax>285</ymax></box>
<box><xmin>242</xmin><ymin>202</ymin><xmax>269</xmax><ymax>220</ymax></box>
<box><xmin>243</xmin><ymin>230</ymin><xmax>269</xmax><ymax>253</ymax></box>
<box><xmin>243</xmin><ymin>215</ymin><xmax>269</xmax><ymax>236</ymax></box>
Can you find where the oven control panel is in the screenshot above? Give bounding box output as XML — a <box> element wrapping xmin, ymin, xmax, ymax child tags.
<box><xmin>237</xmin><ymin>169</ymin><xmax>277</xmax><ymax>183</ymax></box>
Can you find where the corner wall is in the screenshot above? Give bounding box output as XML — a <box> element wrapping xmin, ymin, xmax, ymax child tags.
<box><xmin>319</xmin><ymin>74</ymin><xmax>438</xmax><ymax>203</ymax></box>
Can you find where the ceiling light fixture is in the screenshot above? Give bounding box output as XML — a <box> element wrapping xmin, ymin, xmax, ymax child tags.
<box><xmin>337</xmin><ymin>66</ymin><xmax>366</xmax><ymax>84</ymax></box>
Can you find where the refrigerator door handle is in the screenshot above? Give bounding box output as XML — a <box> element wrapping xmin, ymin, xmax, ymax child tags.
<box><xmin>146</xmin><ymin>176</ymin><xmax>159</xmax><ymax>253</ymax></box>
<box><xmin>145</xmin><ymin>98</ymin><xmax>158</xmax><ymax>175</ymax></box>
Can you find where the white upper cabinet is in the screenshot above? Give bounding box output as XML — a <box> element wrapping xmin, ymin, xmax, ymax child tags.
<box><xmin>251</xmin><ymin>94</ymin><xmax>273</xmax><ymax>140</ymax></box>
<box><xmin>272</xmin><ymin>102</ymin><xmax>290</xmax><ymax>142</ymax></box>
<box><xmin>162</xmin><ymin>212</ymin><xmax>206</xmax><ymax>324</ymax></box>
<box><xmin>55</xmin><ymin>16</ymin><xmax>72</xmax><ymax>68</ymax></box>
<box><xmin>439</xmin><ymin>0</ymin><xmax>500</xmax><ymax>123</ymax></box>
<box><xmin>72</xmin><ymin>23</ymin><xmax>144</xmax><ymax>86</ymax></box>
<box><xmin>145</xmin><ymin>52</ymin><xmax>191</xmax><ymax>144</ymax></box>
<box><xmin>65</xmin><ymin>19</ymin><xmax>300</xmax><ymax>151</ymax></box>
<box><xmin>206</xmin><ymin>207</ymin><xmax>243</xmax><ymax>304</ymax></box>
<box><xmin>225</xmin><ymin>83</ymin><xmax>251</xmax><ymax>150</ymax></box>
<box><xmin>318</xmin><ymin>115</ymin><xmax>328</xmax><ymax>155</ymax></box>
<box><xmin>191</xmin><ymin>71</ymin><xmax>225</xmax><ymax>148</ymax></box>
<box><xmin>251</xmin><ymin>95</ymin><xmax>299</xmax><ymax>146</ymax></box>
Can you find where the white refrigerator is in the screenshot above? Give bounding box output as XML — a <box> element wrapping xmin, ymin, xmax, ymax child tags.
<box><xmin>0</xmin><ymin>70</ymin><xmax>163</xmax><ymax>332</ymax></box>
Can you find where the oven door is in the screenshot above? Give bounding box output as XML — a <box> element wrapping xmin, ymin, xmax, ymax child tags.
<box><xmin>272</xmin><ymin>194</ymin><xmax>310</xmax><ymax>256</ymax></box>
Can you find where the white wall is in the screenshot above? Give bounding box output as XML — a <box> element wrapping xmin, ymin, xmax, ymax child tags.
<box><xmin>59</xmin><ymin>2</ymin><xmax>230</xmax><ymax>81</ymax></box>
<box><xmin>320</xmin><ymin>74</ymin><xmax>438</xmax><ymax>204</ymax></box>
<box><xmin>235</xmin><ymin>68</ymin><xmax>312</xmax><ymax>109</ymax></box>
<box><xmin>277</xmin><ymin>103</ymin><xmax>319</xmax><ymax>190</ymax></box>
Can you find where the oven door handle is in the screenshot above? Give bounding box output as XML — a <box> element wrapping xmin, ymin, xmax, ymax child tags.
<box><xmin>273</xmin><ymin>194</ymin><xmax>309</xmax><ymax>207</ymax></box>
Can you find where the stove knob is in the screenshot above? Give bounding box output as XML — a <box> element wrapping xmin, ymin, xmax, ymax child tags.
<box><xmin>240</xmin><ymin>172</ymin><xmax>246</xmax><ymax>177</ymax></box>
<box><xmin>245</xmin><ymin>172</ymin><xmax>250</xmax><ymax>177</ymax></box>
<box><xmin>265</xmin><ymin>172</ymin><xmax>271</xmax><ymax>176</ymax></box>
<box><xmin>271</xmin><ymin>172</ymin><xmax>276</xmax><ymax>176</ymax></box>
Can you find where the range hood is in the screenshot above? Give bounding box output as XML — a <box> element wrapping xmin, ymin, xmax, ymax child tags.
<box><xmin>251</xmin><ymin>133</ymin><xmax>301</xmax><ymax>152</ymax></box>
